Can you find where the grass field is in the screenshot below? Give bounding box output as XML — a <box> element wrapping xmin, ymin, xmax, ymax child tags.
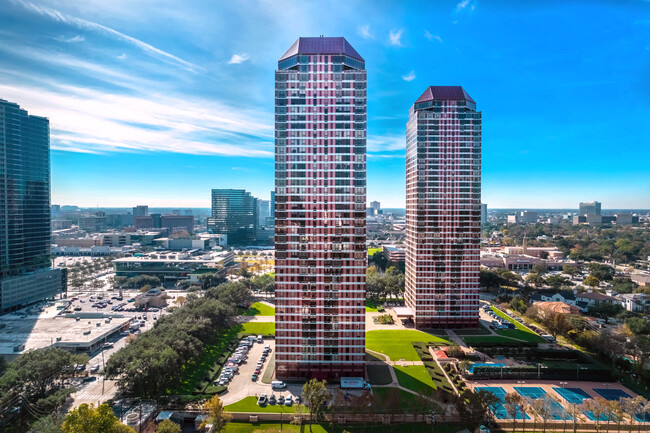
<box><xmin>393</xmin><ymin>365</ymin><xmax>437</xmax><ymax>393</ymax></box>
<box><xmin>225</xmin><ymin>422</ymin><xmax>460</xmax><ymax>433</ymax></box>
<box><xmin>366</xmin><ymin>330</ymin><xmax>449</xmax><ymax>361</ymax></box>
<box><xmin>365</xmin><ymin>299</ymin><xmax>383</xmax><ymax>312</ymax></box>
<box><xmin>238</xmin><ymin>322</ymin><xmax>275</xmax><ymax>336</ymax></box>
<box><xmin>462</xmin><ymin>335</ymin><xmax>520</xmax><ymax>346</ymax></box>
<box><xmin>225</xmin><ymin>396</ymin><xmax>298</xmax><ymax>413</ymax></box>
<box><xmin>491</xmin><ymin>307</ymin><xmax>546</xmax><ymax>343</ymax></box>
<box><xmin>367</xmin><ymin>247</ymin><xmax>382</xmax><ymax>256</ymax></box>
<box><xmin>243</xmin><ymin>302</ymin><xmax>275</xmax><ymax>316</ymax></box>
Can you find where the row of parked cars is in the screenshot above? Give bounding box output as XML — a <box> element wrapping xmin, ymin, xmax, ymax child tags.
<box><xmin>482</xmin><ymin>305</ymin><xmax>516</xmax><ymax>330</ymax></box>
<box><xmin>257</xmin><ymin>392</ymin><xmax>297</xmax><ymax>406</ymax></box>
<box><xmin>252</xmin><ymin>340</ymin><xmax>271</xmax><ymax>382</ymax></box>
<box><xmin>215</xmin><ymin>335</ymin><xmax>264</xmax><ymax>387</ymax></box>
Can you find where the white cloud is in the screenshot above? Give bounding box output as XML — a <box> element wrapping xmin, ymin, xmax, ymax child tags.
<box><xmin>456</xmin><ymin>0</ymin><xmax>476</xmax><ymax>12</ymax></box>
<box><xmin>424</xmin><ymin>30</ymin><xmax>443</xmax><ymax>43</ymax></box>
<box><xmin>357</xmin><ymin>24</ymin><xmax>374</xmax><ymax>40</ymax></box>
<box><xmin>117</xmin><ymin>53</ymin><xmax>127</xmax><ymax>60</ymax></box>
<box><xmin>12</xmin><ymin>0</ymin><xmax>204</xmax><ymax>74</ymax></box>
<box><xmin>401</xmin><ymin>70</ymin><xmax>416</xmax><ymax>82</ymax></box>
<box><xmin>54</xmin><ymin>34</ymin><xmax>85</xmax><ymax>43</ymax></box>
<box><xmin>389</xmin><ymin>29</ymin><xmax>403</xmax><ymax>47</ymax></box>
<box><xmin>228</xmin><ymin>53</ymin><xmax>250</xmax><ymax>64</ymax></box>
<box><xmin>367</xmin><ymin>134</ymin><xmax>405</xmax><ymax>153</ymax></box>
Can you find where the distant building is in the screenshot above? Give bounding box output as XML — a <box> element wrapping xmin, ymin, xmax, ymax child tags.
<box><xmin>631</xmin><ymin>274</ymin><xmax>650</xmax><ymax>287</ymax></box>
<box><xmin>134</xmin><ymin>216</ymin><xmax>154</xmax><ymax>230</ymax></box>
<box><xmin>78</xmin><ymin>214</ymin><xmax>107</xmax><ymax>232</ymax></box>
<box><xmin>507</xmin><ymin>215</ymin><xmax>519</xmax><ymax>224</ymax></box>
<box><xmin>614</xmin><ymin>214</ymin><xmax>634</xmax><ymax>225</ymax></box>
<box><xmin>0</xmin><ymin>99</ymin><xmax>65</xmax><ymax>313</ymax></box>
<box><xmin>257</xmin><ymin>199</ymin><xmax>270</xmax><ymax>228</ymax></box>
<box><xmin>519</xmin><ymin>210</ymin><xmax>538</xmax><ymax>224</ymax></box>
<box><xmin>579</xmin><ymin>201</ymin><xmax>601</xmax><ymax>216</ymax></box>
<box><xmin>208</xmin><ymin>189</ymin><xmax>257</xmax><ymax>246</ymax></box>
<box><xmin>382</xmin><ymin>245</ymin><xmax>405</xmax><ymax>262</ymax></box>
<box><xmin>370</xmin><ymin>201</ymin><xmax>381</xmax><ymax>211</ymax></box>
<box><xmin>534</xmin><ymin>301</ymin><xmax>581</xmax><ymax>315</ymax></box>
<box><xmin>160</xmin><ymin>214</ymin><xmax>194</xmax><ymax>234</ymax></box>
<box><xmin>481</xmin><ymin>203</ymin><xmax>487</xmax><ymax>225</ymax></box>
<box><xmin>133</xmin><ymin>205</ymin><xmax>148</xmax><ymax>217</ymax></box>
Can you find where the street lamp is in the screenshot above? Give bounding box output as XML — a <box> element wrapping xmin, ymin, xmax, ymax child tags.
<box><xmin>560</xmin><ymin>381</ymin><xmax>568</xmax><ymax>389</ymax></box>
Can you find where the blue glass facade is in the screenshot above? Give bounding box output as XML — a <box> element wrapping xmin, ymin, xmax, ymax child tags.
<box><xmin>0</xmin><ymin>99</ymin><xmax>64</xmax><ymax>312</ymax></box>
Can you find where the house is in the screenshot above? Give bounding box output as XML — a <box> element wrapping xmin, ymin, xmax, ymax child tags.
<box><xmin>529</xmin><ymin>289</ymin><xmax>577</xmax><ymax>306</ymax></box>
<box><xmin>618</xmin><ymin>293</ymin><xmax>650</xmax><ymax>313</ymax></box>
<box><xmin>575</xmin><ymin>291</ymin><xmax>618</xmax><ymax>309</ymax></box>
<box><xmin>534</xmin><ymin>301</ymin><xmax>582</xmax><ymax>315</ymax></box>
<box><xmin>630</xmin><ymin>274</ymin><xmax>650</xmax><ymax>287</ymax></box>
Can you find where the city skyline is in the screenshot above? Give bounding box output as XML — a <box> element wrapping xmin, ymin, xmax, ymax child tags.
<box><xmin>1</xmin><ymin>1</ymin><xmax>649</xmax><ymax>208</ymax></box>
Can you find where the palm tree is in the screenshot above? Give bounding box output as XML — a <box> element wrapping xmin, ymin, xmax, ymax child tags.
<box><xmin>504</xmin><ymin>392</ymin><xmax>523</xmax><ymax>433</ymax></box>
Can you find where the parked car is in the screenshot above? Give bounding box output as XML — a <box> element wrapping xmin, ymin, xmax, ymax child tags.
<box><xmin>285</xmin><ymin>395</ymin><xmax>293</xmax><ymax>406</ymax></box>
<box><xmin>277</xmin><ymin>395</ymin><xmax>285</xmax><ymax>405</ymax></box>
<box><xmin>251</xmin><ymin>374</ymin><xmax>258</xmax><ymax>381</ymax></box>
<box><xmin>268</xmin><ymin>394</ymin><xmax>276</xmax><ymax>405</ymax></box>
<box><xmin>257</xmin><ymin>394</ymin><xmax>268</xmax><ymax>405</ymax></box>
<box><xmin>90</xmin><ymin>364</ymin><xmax>100</xmax><ymax>373</ymax></box>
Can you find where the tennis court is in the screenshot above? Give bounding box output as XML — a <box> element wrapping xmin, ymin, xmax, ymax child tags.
<box><xmin>593</xmin><ymin>388</ymin><xmax>631</xmax><ymax>400</ymax></box>
<box><xmin>593</xmin><ymin>389</ymin><xmax>650</xmax><ymax>422</ymax></box>
<box><xmin>475</xmin><ymin>386</ymin><xmax>529</xmax><ymax>420</ymax></box>
<box><xmin>514</xmin><ymin>387</ymin><xmax>572</xmax><ymax>420</ymax></box>
<box><xmin>553</xmin><ymin>387</ymin><xmax>604</xmax><ymax>421</ymax></box>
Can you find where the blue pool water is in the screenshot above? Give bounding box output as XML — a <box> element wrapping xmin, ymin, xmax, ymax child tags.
<box><xmin>467</xmin><ymin>362</ymin><xmax>506</xmax><ymax>374</ymax></box>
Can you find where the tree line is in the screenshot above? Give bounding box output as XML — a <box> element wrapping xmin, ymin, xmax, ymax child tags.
<box><xmin>104</xmin><ymin>281</ymin><xmax>252</xmax><ymax>396</ymax></box>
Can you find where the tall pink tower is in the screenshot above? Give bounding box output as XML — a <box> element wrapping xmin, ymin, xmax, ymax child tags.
<box><xmin>404</xmin><ymin>86</ymin><xmax>481</xmax><ymax>329</ymax></box>
<box><xmin>274</xmin><ymin>37</ymin><xmax>367</xmax><ymax>380</ymax></box>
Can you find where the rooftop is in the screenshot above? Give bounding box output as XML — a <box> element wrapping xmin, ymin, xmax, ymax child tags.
<box><xmin>280</xmin><ymin>37</ymin><xmax>363</xmax><ymax>61</ymax></box>
<box><xmin>415</xmin><ymin>86</ymin><xmax>475</xmax><ymax>104</ymax></box>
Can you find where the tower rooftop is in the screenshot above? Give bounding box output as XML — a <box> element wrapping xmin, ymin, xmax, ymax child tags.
<box><xmin>415</xmin><ymin>86</ymin><xmax>475</xmax><ymax>104</ymax></box>
<box><xmin>279</xmin><ymin>37</ymin><xmax>363</xmax><ymax>61</ymax></box>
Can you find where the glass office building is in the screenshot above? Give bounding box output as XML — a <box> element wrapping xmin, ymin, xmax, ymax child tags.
<box><xmin>0</xmin><ymin>99</ymin><xmax>65</xmax><ymax>313</ymax></box>
<box><xmin>208</xmin><ymin>189</ymin><xmax>257</xmax><ymax>246</ymax></box>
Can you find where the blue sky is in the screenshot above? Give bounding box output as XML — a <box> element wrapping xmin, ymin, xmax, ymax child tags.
<box><xmin>1</xmin><ymin>0</ymin><xmax>649</xmax><ymax>208</ymax></box>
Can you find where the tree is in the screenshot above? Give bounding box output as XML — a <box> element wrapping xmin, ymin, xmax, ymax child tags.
<box><xmin>542</xmin><ymin>312</ymin><xmax>571</xmax><ymax>339</ymax></box>
<box><xmin>589</xmin><ymin>302</ymin><xmax>623</xmax><ymax>323</ymax></box>
<box><xmin>545</xmin><ymin>275</ymin><xmax>573</xmax><ymax>290</ymax></box>
<box><xmin>155</xmin><ymin>420</ymin><xmax>181</xmax><ymax>433</ymax></box>
<box><xmin>620</xmin><ymin>396</ymin><xmax>646</xmax><ymax>432</ymax></box>
<box><xmin>588</xmin><ymin>263</ymin><xmax>615</xmax><ymax>281</ymax></box>
<box><xmin>62</xmin><ymin>403</ymin><xmax>135</xmax><ymax>433</ymax></box>
<box><xmin>611</xmin><ymin>277</ymin><xmax>638</xmax><ymax>294</ymax></box>
<box><xmin>174</xmin><ymin>296</ymin><xmax>187</xmax><ymax>306</ymax></box>
<box><xmin>302</xmin><ymin>379</ymin><xmax>331</xmax><ymax>432</ymax></box>
<box><xmin>205</xmin><ymin>281</ymin><xmax>253</xmax><ymax>308</ymax></box>
<box><xmin>475</xmin><ymin>389</ymin><xmax>502</xmax><ymax>424</ymax></box>
<box><xmin>526</xmin><ymin>273</ymin><xmax>545</xmax><ymax>289</ymax></box>
<box><xmin>532</xmin><ymin>263</ymin><xmax>547</xmax><ymax>275</ymax></box>
<box><xmin>28</xmin><ymin>414</ymin><xmax>63</xmax><ymax>433</ymax></box>
<box><xmin>200</xmin><ymin>395</ymin><xmax>231</xmax><ymax>432</ymax></box>
<box><xmin>562</xmin><ymin>264</ymin><xmax>581</xmax><ymax>276</ymax></box>
<box><xmin>626</xmin><ymin>317</ymin><xmax>650</xmax><ymax>335</ymax></box>
<box><xmin>580</xmin><ymin>398</ymin><xmax>606</xmax><ymax>431</ymax></box>
<box><xmin>510</xmin><ymin>296</ymin><xmax>528</xmax><ymax>314</ymax></box>
<box><xmin>504</xmin><ymin>392</ymin><xmax>523</xmax><ymax>433</ymax></box>
<box><xmin>584</xmin><ymin>275</ymin><xmax>600</xmax><ymax>287</ymax></box>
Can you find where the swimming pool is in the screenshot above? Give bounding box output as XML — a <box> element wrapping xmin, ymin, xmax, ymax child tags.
<box><xmin>467</xmin><ymin>362</ymin><xmax>506</xmax><ymax>374</ymax></box>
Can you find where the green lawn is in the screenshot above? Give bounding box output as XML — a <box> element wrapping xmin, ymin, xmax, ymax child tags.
<box><xmin>243</xmin><ymin>302</ymin><xmax>275</xmax><ymax>316</ymax></box>
<box><xmin>393</xmin><ymin>365</ymin><xmax>437</xmax><ymax>393</ymax></box>
<box><xmin>225</xmin><ymin>396</ymin><xmax>299</xmax><ymax>413</ymax></box>
<box><xmin>366</xmin><ymin>364</ymin><xmax>393</xmax><ymax>385</ymax></box>
<box><xmin>238</xmin><ymin>322</ymin><xmax>275</xmax><ymax>336</ymax></box>
<box><xmin>491</xmin><ymin>307</ymin><xmax>546</xmax><ymax>343</ymax></box>
<box><xmin>368</xmin><ymin>247</ymin><xmax>382</xmax><ymax>256</ymax></box>
<box><xmin>462</xmin><ymin>336</ymin><xmax>520</xmax><ymax>346</ymax></box>
<box><xmin>366</xmin><ymin>330</ymin><xmax>449</xmax><ymax>361</ymax></box>
<box><xmin>371</xmin><ymin>387</ymin><xmax>440</xmax><ymax>413</ymax></box>
<box><xmin>225</xmin><ymin>422</ymin><xmax>460</xmax><ymax>433</ymax></box>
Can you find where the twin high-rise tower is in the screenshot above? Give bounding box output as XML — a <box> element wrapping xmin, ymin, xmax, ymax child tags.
<box><xmin>273</xmin><ymin>38</ymin><xmax>480</xmax><ymax>380</ymax></box>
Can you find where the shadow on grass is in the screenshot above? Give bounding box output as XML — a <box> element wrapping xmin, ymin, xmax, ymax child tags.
<box><xmin>393</xmin><ymin>366</ymin><xmax>436</xmax><ymax>395</ymax></box>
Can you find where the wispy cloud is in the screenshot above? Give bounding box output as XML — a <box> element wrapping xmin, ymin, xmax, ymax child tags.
<box><xmin>389</xmin><ymin>29</ymin><xmax>403</xmax><ymax>47</ymax></box>
<box><xmin>424</xmin><ymin>30</ymin><xmax>443</xmax><ymax>43</ymax></box>
<box><xmin>228</xmin><ymin>53</ymin><xmax>250</xmax><ymax>64</ymax></box>
<box><xmin>54</xmin><ymin>34</ymin><xmax>85</xmax><ymax>43</ymax></box>
<box><xmin>12</xmin><ymin>0</ymin><xmax>204</xmax><ymax>74</ymax></box>
<box><xmin>401</xmin><ymin>70</ymin><xmax>416</xmax><ymax>82</ymax></box>
<box><xmin>456</xmin><ymin>0</ymin><xmax>476</xmax><ymax>12</ymax></box>
<box><xmin>367</xmin><ymin>134</ymin><xmax>405</xmax><ymax>153</ymax></box>
<box><xmin>357</xmin><ymin>24</ymin><xmax>374</xmax><ymax>39</ymax></box>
